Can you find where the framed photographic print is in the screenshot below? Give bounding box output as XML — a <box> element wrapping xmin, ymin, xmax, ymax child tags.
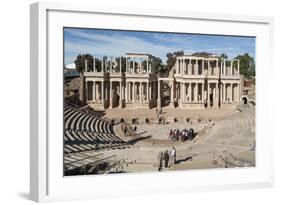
<box><xmin>30</xmin><ymin>2</ymin><xmax>274</xmax><ymax>202</ymax></box>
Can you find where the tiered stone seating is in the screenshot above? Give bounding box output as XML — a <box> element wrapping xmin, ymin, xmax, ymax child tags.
<box><xmin>64</xmin><ymin>107</ymin><xmax>113</xmax><ymax>133</ymax></box>
<box><xmin>205</xmin><ymin>107</ymin><xmax>255</xmax><ymax>147</ymax></box>
<box><xmin>64</xmin><ymin>152</ymin><xmax>127</xmax><ymax>175</ymax></box>
<box><xmin>64</xmin><ymin>106</ymin><xmax>128</xmax><ymax>154</ymax></box>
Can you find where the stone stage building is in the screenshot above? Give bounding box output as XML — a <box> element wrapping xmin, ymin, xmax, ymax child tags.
<box><xmin>83</xmin><ymin>53</ymin><xmax>241</xmax><ymax>110</ymax></box>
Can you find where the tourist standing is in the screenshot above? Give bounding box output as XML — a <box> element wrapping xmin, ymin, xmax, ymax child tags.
<box><xmin>171</xmin><ymin>147</ymin><xmax>176</xmax><ymax>165</ymax></box>
<box><xmin>163</xmin><ymin>150</ymin><xmax>169</xmax><ymax>168</ymax></box>
<box><xmin>157</xmin><ymin>151</ymin><xmax>163</xmax><ymax>171</ymax></box>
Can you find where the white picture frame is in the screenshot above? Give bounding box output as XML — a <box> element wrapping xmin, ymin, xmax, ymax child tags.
<box><xmin>30</xmin><ymin>2</ymin><xmax>274</xmax><ymax>202</ymax></box>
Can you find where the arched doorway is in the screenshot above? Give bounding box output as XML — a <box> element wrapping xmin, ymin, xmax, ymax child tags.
<box><xmin>242</xmin><ymin>97</ymin><xmax>247</xmax><ymax>104</ymax></box>
<box><xmin>241</xmin><ymin>95</ymin><xmax>248</xmax><ymax>105</ymax></box>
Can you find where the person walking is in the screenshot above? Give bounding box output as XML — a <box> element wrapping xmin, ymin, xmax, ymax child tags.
<box><xmin>124</xmin><ymin>126</ymin><xmax>127</xmax><ymax>137</ymax></box>
<box><xmin>171</xmin><ymin>147</ymin><xmax>176</xmax><ymax>165</ymax></box>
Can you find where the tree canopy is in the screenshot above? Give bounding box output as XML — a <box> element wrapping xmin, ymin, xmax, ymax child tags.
<box><xmin>191</xmin><ymin>51</ymin><xmax>213</xmax><ymax>58</ymax></box>
<box><xmin>74</xmin><ymin>54</ymin><xmax>93</xmax><ymax>73</ymax></box>
<box><xmin>234</xmin><ymin>53</ymin><xmax>255</xmax><ymax>79</ymax></box>
<box><xmin>150</xmin><ymin>55</ymin><xmax>165</xmax><ymax>73</ymax></box>
<box><xmin>166</xmin><ymin>50</ymin><xmax>184</xmax><ymax>71</ymax></box>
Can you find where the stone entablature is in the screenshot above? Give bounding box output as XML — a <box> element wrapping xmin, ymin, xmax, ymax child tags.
<box><xmin>83</xmin><ymin>54</ymin><xmax>242</xmax><ymax>110</ymax></box>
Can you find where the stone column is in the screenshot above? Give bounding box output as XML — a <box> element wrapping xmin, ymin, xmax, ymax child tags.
<box><xmin>93</xmin><ymin>58</ymin><xmax>96</xmax><ymax>72</ymax></box>
<box><xmin>109</xmin><ymin>81</ymin><xmax>113</xmax><ymax>108</ymax></box>
<box><xmin>110</xmin><ymin>57</ymin><xmax>113</xmax><ymax>73</ymax></box>
<box><xmin>96</xmin><ymin>82</ymin><xmax>100</xmax><ymax>101</ymax></box>
<box><xmin>202</xmin><ymin>59</ymin><xmax>204</xmax><ymax>75</ymax></box>
<box><xmin>238</xmin><ymin>83</ymin><xmax>241</xmax><ymax>102</ymax></box>
<box><xmin>119</xmin><ymin>81</ymin><xmax>122</xmax><ymax>108</ymax></box>
<box><xmin>195</xmin><ymin>83</ymin><xmax>198</xmax><ymax>102</ymax></box>
<box><xmin>216</xmin><ymin>60</ymin><xmax>218</xmax><ymax>75</ymax></box>
<box><xmin>119</xmin><ymin>58</ymin><xmax>122</xmax><ymax>73</ymax></box>
<box><xmin>220</xmin><ymin>83</ymin><xmax>223</xmax><ymax>104</ymax></box>
<box><xmin>207</xmin><ymin>60</ymin><xmax>210</xmax><ymax>75</ymax></box>
<box><xmin>147</xmin><ymin>58</ymin><xmax>149</xmax><ymax>73</ymax></box>
<box><xmin>169</xmin><ymin>81</ymin><xmax>173</xmax><ymax>104</ymax></box>
<box><xmin>104</xmin><ymin>82</ymin><xmax>107</xmax><ymax>100</ymax></box>
<box><xmin>195</xmin><ymin>60</ymin><xmax>198</xmax><ymax>75</ymax></box>
<box><xmin>152</xmin><ymin>82</ymin><xmax>155</xmax><ymax>99</ymax></box>
<box><xmin>148</xmin><ymin>82</ymin><xmax>151</xmax><ymax>100</ymax></box>
<box><xmin>215</xmin><ymin>83</ymin><xmax>218</xmax><ymax>105</ymax></box>
<box><xmin>101</xmin><ymin>59</ymin><xmax>104</xmax><ymax>73</ymax></box>
<box><xmin>201</xmin><ymin>83</ymin><xmax>204</xmax><ymax>102</ymax></box>
<box><xmin>230</xmin><ymin>83</ymin><xmax>233</xmax><ymax>102</ymax></box>
<box><xmin>132</xmin><ymin>82</ymin><xmax>135</xmax><ymax>102</ymax></box>
<box><xmin>140</xmin><ymin>58</ymin><xmax>142</xmax><ymax>73</ymax></box>
<box><xmin>125</xmin><ymin>82</ymin><xmax>128</xmax><ymax>102</ymax></box>
<box><xmin>186</xmin><ymin>60</ymin><xmax>189</xmax><ymax>75</ymax></box>
<box><xmin>207</xmin><ymin>83</ymin><xmax>210</xmax><ymax>103</ymax></box>
<box><xmin>133</xmin><ymin>58</ymin><xmax>135</xmax><ymax>74</ymax></box>
<box><xmin>140</xmin><ymin>82</ymin><xmax>143</xmax><ymax>103</ymax></box>
<box><xmin>85</xmin><ymin>59</ymin><xmax>88</xmax><ymax>72</ymax></box>
<box><xmin>101</xmin><ymin>81</ymin><xmax>104</xmax><ymax>101</ymax></box>
<box><xmin>224</xmin><ymin>83</ymin><xmax>227</xmax><ymax>102</ymax></box>
<box><xmin>126</xmin><ymin>57</ymin><xmax>128</xmax><ymax>73</ymax></box>
<box><xmin>230</xmin><ymin>61</ymin><xmax>233</xmax><ymax>75</ymax></box>
<box><xmin>146</xmin><ymin>82</ymin><xmax>149</xmax><ymax>102</ymax></box>
<box><xmin>188</xmin><ymin>83</ymin><xmax>191</xmax><ymax>102</ymax></box>
<box><xmin>187</xmin><ymin>60</ymin><xmax>190</xmax><ymax>75</ymax></box>
<box><xmin>93</xmin><ymin>81</ymin><xmax>96</xmax><ymax>101</ymax></box>
<box><xmin>223</xmin><ymin>60</ymin><xmax>226</xmax><ymax>76</ymax></box>
<box><xmin>129</xmin><ymin>82</ymin><xmax>131</xmax><ymax>101</ymax></box>
<box><xmin>181</xmin><ymin>82</ymin><xmax>185</xmax><ymax>102</ymax></box>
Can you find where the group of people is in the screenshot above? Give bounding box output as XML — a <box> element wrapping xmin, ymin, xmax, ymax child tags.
<box><xmin>168</xmin><ymin>128</ymin><xmax>195</xmax><ymax>142</ymax></box>
<box><xmin>123</xmin><ymin>124</ymin><xmax>137</xmax><ymax>137</ymax></box>
<box><xmin>158</xmin><ymin>147</ymin><xmax>177</xmax><ymax>170</ymax></box>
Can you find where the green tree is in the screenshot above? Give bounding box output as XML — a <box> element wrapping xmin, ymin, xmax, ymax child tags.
<box><xmin>75</xmin><ymin>54</ymin><xmax>93</xmax><ymax>73</ymax></box>
<box><xmin>219</xmin><ymin>53</ymin><xmax>231</xmax><ymax>66</ymax></box>
<box><xmin>74</xmin><ymin>54</ymin><xmax>93</xmax><ymax>103</ymax></box>
<box><xmin>150</xmin><ymin>55</ymin><xmax>164</xmax><ymax>73</ymax></box>
<box><xmin>115</xmin><ymin>57</ymin><xmax>127</xmax><ymax>72</ymax></box>
<box><xmin>191</xmin><ymin>51</ymin><xmax>213</xmax><ymax>57</ymax></box>
<box><xmin>234</xmin><ymin>53</ymin><xmax>255</xmax><ymax>79</ymax></box>
<box><xmin>166</xmin><ymin>50</ymin><xmax>184</xmax><ymax>72</ymax></box>
<box><xmin>219</xmin><ymin>53</ymin><xmax>228</xmax><ymax>62</ymax></box>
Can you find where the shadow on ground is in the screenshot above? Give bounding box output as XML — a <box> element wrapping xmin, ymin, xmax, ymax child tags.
<box><xmin>127</xmin><ymin>135</ymin><xmax>152</xmax><ymax>145</ymax></box>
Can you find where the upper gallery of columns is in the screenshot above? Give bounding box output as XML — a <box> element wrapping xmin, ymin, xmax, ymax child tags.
<box><xmin>83</xmin><ymin>53</ymin><xmax>156</xmax><ymax>78</ymax></box>
<box><xmin>84</xmin><ymin>56</ymin><xmax>123</xmax><ymax>77</ymax></box>
<box><xmin>173</xmin><ymin>55</ymin><xmax>240</xmax><ymax>78</ymax></box>
<box><xmin>125</xmin><ymin>53</ymin><xmax>154</xmax><ymax>76</ymax></box>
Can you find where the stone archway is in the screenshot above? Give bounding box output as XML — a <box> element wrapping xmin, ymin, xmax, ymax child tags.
<box><xmin>241</xmin><ymin>95</ymin><xmax>248</xmax><ymax>105</ymax></box>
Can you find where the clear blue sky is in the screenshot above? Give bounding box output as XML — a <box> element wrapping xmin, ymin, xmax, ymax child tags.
<box><xmin>64</xmin><ymin>27</ymin><xmax>255</xmax><ymax>66</ymax></box>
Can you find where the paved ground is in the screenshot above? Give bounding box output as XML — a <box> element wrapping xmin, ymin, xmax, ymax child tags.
<box><xmin>83</xmin><ymin>104</ymin><xmax>256</xmax><ymax>173</ymax></box>
<box><xmin>103</xmin><ymin>107</ymin><xmax>238</xmax><ymax>120</ymax></box>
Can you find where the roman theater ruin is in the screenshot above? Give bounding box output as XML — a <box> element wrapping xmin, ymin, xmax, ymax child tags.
<box><xmin>84</xmin><ymin>53</ymin><xmax>241</xmax><ymax>110</ymax></box>
<box><xmin>64</xmin><ymin>53</ymin><xmax>255</xmax><ymax>176</ymax></box>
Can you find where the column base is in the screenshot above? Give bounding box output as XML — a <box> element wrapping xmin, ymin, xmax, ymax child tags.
<box><xmin>169</xmin><ymin>101</ymin><xmax>174</xmax><ymax>108</ymax></box>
